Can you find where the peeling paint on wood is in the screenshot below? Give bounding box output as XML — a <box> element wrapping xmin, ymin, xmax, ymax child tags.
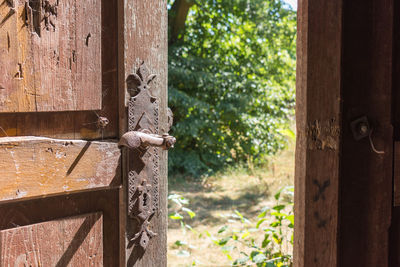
<box><xmin>0</xmin><ymin>136</ymin><xmax>120</xmax><ymax>202</ymax></box>
<box><xmin>306</xmin><ymin>118</ymin><xmax>340</xmax><ymax>151</ymax></box>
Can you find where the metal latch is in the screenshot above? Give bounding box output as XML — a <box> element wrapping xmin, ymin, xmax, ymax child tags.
<box><xmin>350</xmin><ymin>116</ymin><xmax>384</xmax><ymax>154</ymax></box>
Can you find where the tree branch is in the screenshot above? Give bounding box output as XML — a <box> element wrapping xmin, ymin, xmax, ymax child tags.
<box><xmin>169</xmin><ymin>0</ymin><xmax>195</xmax><ymax>45</ymax></box>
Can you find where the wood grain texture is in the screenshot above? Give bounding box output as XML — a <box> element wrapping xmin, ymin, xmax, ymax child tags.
<box><xmin>394</xmin><ymin>142</ymin><xmax>400</xmax><ymax>207</ymax></box>
<box><xmin>392</xmin><ymin>0</ymin><xmax>400</xmax><ymax>141</ymax></box>
<box><xmin>0</xmin><ymin>2</ymin><xmax>121</xmax><ymax>266</ymax></box>
<box><xmin>296</xmin><ymin>0</ymin><xmax>394</xmax><ymax>265</ymax></box>
<box><xmin>0</xmin><ymin>212</ymin><xmax>103</xmax><ymax>266</ymax></box>
<box><xmin>0</xmin><ymin>189</ymin><xmax>120</xmax><ymax>266</ymax></box>
<box><xmin>0</xmin><ymin>0</ymin><xmax>101</xmax><ymax>112</ymax></box>
<box><xmin>0</xmin><ymin>136</ymin><xmax>120</xmax><ymax>202</ymax></box>
<box><xmin>294</xmin><ymin>0</ymin><xmax>342</xmax><ymax>266</ymax></box>
<box><xmin>390</xmin><ymin>207</ymin><xmax>400</xmax><ymax>266</ymax></box>
<box><xmin>0</xmin><ymin>0</ymin><xmax>118</xmax><ymax>140</ymax></box>
<box><xmin>340</xmin><ymin>0</ymin><xmax>393</xmax><ymax>266</ymax></box>
<box><xmin>390</xmin><ymin>4</ymin><xmax>400</xmax><ymax>264</ymax></box>
<box><xmin>118</xmin><ymin>0</ymin><xmax>168</xmax><ymax>265</ymax></box>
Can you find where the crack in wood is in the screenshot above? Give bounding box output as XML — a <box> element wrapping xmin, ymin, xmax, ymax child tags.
<box><xmin>14</xmin><ymin>63</ymin><xmax>23</xmax><ymax>79</ymax></box>
<box><xmin>7</xmin><ymin>31</ymin><xmax>10</xmax><ymax>52</ymax></box>
<box><xmin>26</xmin><ymin>0</ymin><xmax>58</xmax><ymax>36</ymax></box>
<box><xmin>28</xmin><ymin>0</ymin><xmax>41</xmax><ymax>36</ymax></box>
<box><xmin>5</xmin><ymin>0</ymin><xmax>14</xmax><ymax>8</ymax></box>
<box><xmin>25</xmin><ymin>91</ymin><xmax>42</xmax><ymax>97</ymax></box>
<box><xmin>42</xmin><ymin>0</ymin><xmax>58</xmax><ymax>31</ymax></box>
<box><xmin>53</xmin><ymin>50</ymin><xmax>60</xmax><ymax>66</ymax></box>
<box><xmin>72</xmin><ymin>50</ymin><xmax>76</xmax><ymax>63</ymax></box>
<box><xmin>0</xmin><ymin>6</ymin><xmax>16</xmax><ymax>27</ymax></box>
<box><xmin>86</xmin><ymin>33</ymin><xmax>91</xmax><ymax>46</ymax></box>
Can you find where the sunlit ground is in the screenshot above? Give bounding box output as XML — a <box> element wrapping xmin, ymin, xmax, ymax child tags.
<box><xmin>167</xmin><ymin>141</ymin><xmax>295</xmax><ymax>266</ymax></box>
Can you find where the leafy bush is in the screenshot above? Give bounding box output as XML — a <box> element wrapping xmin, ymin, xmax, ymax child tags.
<box><xmin>168</xmin><ymin>186</ymin><xmax>294</xmax><ymax>266</ymax></box>
<box><xmin>168</xmin><ymin>194</ymin><xmax>198</xmax><ymax>258</ymax></box>
<box><xmin>168</xmin><ymin>0</ymin><xmax>297</xmax><ymax>177</ymax></box>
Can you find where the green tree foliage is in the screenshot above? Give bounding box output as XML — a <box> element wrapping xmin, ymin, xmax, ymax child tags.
<box><xmin>168</xmin><ymin>0</ymin><xmax>297</xmax><ymax>177</ymax></box>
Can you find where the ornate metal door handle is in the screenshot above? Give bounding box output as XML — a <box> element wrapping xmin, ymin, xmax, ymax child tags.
<box><xmin>119</xmin><ymin>131</ymin><xmax>176</xmax><ymax>150</ymax></box>
<box><xmin>121</xmin><ymin>62</ymin><xmax>175</xmax><ymax>250</ymax></box>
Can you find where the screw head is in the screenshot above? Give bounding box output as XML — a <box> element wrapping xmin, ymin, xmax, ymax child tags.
<box><xmin>350</xmin><ymin>116</ymin><xmax>371</xmax><ymax>141</ymax></box>
<box><xmin>358</xmin><ymin>122</ymin><xmax>369</xmax><ymax>135</ymax></box>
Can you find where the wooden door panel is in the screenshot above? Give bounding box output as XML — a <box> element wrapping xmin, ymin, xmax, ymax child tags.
<box><xmin>0</xmin><ymin>0</ymin><xmax>102</xmax><ymax>113</ymax></box>
<box><xmin>0</xmin><ymin>190</ymin><xmax>120</xmax><ymax>266</ymax></box>
<box><xmin>0</xmin><ymin>0</ymin><xmax>118</xmax><ymax>140</ymax></box>
<box><xmin>0</xmin><ymin>137</ymin><xmax>120</xmax><ymax>202</ymax></box>
<box><xmin>0</xmin><ymin>212</ymin><xmax>103</xmax><ymax>266</ymax></box>
<box><xmin>0</xmin><ymin>0</ymin><xmax>121</xmax><ymax>264</ymax></box>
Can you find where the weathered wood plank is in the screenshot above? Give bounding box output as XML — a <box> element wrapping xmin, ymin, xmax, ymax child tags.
<box><xmin>0</xmin><ymin>212</ymin><xmax>103</xmax><ymax>266</ymax></box>
<box><xmin>0</xmin><ymin>0</ymin><xmax>118</xmax><ymax>140</ymax></box>
<box><xmin>0</xmin><ymin>0</ymin><xmax>35</xmax><ymax>111</ymax></box>
<box><xmin>294</xmin><ymin>0</ymin><xmax>342</xmax><ymax>266</ymax></box>
<box><xmin>392</xmin><ymin>0</ymin><xmax>400</xmax><ymax>209</ymax></box>
<box><xmin>0</xmin><ymin>189</ymin><xmax>120</xmax><ymax>266</ymax></box>
<box><xmin>118</xmin><ymin>0</ymin><xmax>168</xmax><ymax>265</ymax></box>
<box><xmin>339</xmin><ymin>0</ymin><xmax>393</xmax><ymax>266</ymax></box>
<box><xmin>0</xmin><ymin>136</ymin><xmax>120</xmax><ymax>202</ymax></box>
<box><xmin>393</xmin><ymin>1</ymin><xmax>400</xmax><ymax>141</ymax></box>
<box><xmin>74</xmin><ymin>0</ymin><xmax>119</xmax><ymax>140</ymax></box>
<box><xmin>394</xmin><ymin>142</ymin><xmax>400</xmax><ymax>207</ymax></box>
<box><xmin>0</xmin><ymin>0</ymin><xmax>102</xmax><ymax>112</ymax></box>
<box><xmin>390</xmin><ymin>2</ymin><xmax>400</xmax><ymax>264</ymax></box>
<box><xmin>296</xmin><ymin>0</ymin><xmax>394</xmax><ymax>265</ymax></box>
<box><xmin>390</xmin><ymin>207</ymin><xmax>400</xmax><ymax>265</ymax></box>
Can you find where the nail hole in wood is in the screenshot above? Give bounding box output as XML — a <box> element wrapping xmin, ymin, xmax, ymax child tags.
<box><xmin>14</xmin><ymin>63</ymin><xmax>23</xmax><ymax>79</ymax></box>
<box><xmin>7</xmin><ymin>32</ymin><xmax>10</xmax><ymax>52</ymax></box>
<box><xmin>86</xmin><ymin>33</ymin><xmax>91</xmax><ymax>46</ymax></box>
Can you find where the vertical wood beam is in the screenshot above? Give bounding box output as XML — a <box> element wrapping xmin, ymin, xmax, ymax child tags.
<box><xmin>390</xmin><ymin>2</ymin><xmax>400</xmax><ymax>263</ymax></box>
<box><xmin>118</xmin><ymin>0</ymin><xmax>168</xmax><ymax>266</ymax></box>
<box><xmin>294</xmin><ymin>0</ymin><xmax>342</xmax><ymax>266</ymax></box>
<box><xmin>295</xmin><ymin>0</ymin><xmax>394</xmax><ymax>266</ymax></box>
<box><xmin>340</xmin><ymin>0</ymin><xmax>393</xmax><ymax>265</ymax></box>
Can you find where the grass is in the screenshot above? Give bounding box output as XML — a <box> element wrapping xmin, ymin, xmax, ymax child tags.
<box><xmin>167</xmin><ymin>141</ymin><xmax>295</xmax><ymax>266</ymax></box>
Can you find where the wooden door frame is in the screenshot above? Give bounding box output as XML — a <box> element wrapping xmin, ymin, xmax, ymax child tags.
<box><xmin>295</xmin><ymin>0</ymin><xmax>394</xmax><ymax>266</ymax></box>
<box><xmin>118</xmin><ymin>0</ymin><xmax>168</xmax><ymax>266</ymax></box>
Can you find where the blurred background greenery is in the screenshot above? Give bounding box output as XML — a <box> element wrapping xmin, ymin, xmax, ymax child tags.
<box><xmin>167</xmin><ymin>0</ymin><xmax>297</xmax><ymax>266</ymax></box>
<box><xmin>168</xmin><ymin>0</ymin><xmax>297</xmax><ymax>177</ymax></box>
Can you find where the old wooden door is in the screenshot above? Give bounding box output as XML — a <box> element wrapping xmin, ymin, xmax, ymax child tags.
<box><xmin>296</xmin><ymin>0</ymin><xmax>395</xmax><ymax>266</ymax></box>
<box><xmin>0</xmin><ymin>0</ymin><xmax>168</xmax><ymax>266</ymax></box>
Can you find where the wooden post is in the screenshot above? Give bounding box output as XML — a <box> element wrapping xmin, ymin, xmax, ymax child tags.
<box><xmin>294</xmin><ymin>0</ymin><xmax>342</xmax><ymax>266</ymax></box>
<box><xmin>340</xmin><ymin>0</ymin><xmax>393</xmax><ymax>265</ymax></box>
